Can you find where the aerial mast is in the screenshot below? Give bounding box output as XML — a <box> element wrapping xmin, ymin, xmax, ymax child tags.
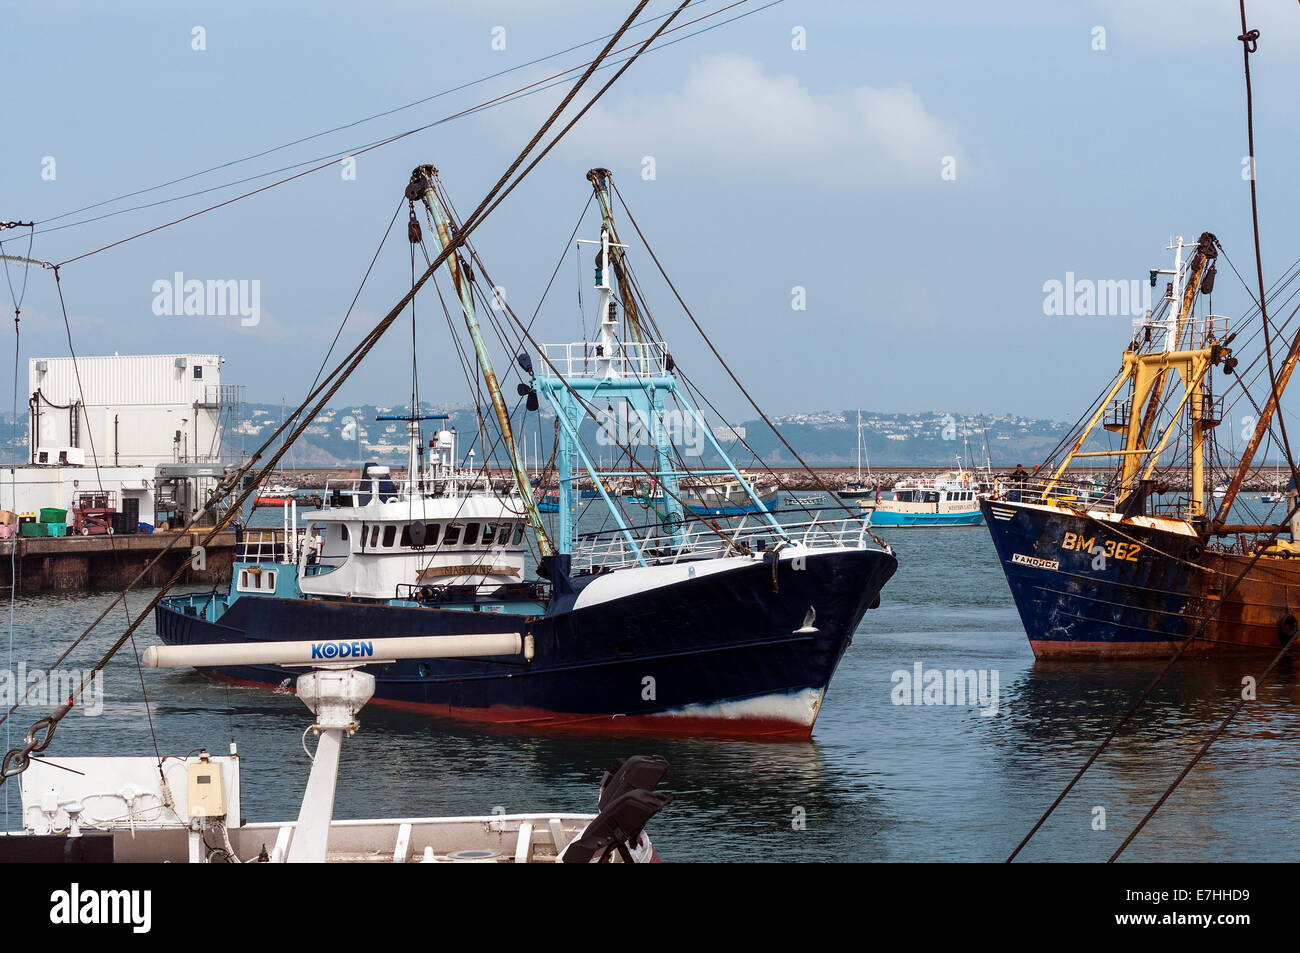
<box><xmin>406</xmin><ymin>165</ymin><xmax>553</xmax><ymax>558</ymax></box>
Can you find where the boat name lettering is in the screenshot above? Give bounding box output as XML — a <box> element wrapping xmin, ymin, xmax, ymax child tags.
<box><xmin>1011</xmin><ymin>553</ymin><xmax>1060</xmax><ymax>571</ymax></box>
<box><xmin>1061</xmin><ymin>532</ymin><xmax>1140</xmax><ymax>562</ymax></box>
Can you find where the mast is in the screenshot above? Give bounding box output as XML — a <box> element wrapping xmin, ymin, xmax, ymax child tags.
<box><xmin>407</xmin><ymin>165</ymin><xmax>553</xmax><ymax>558</ymax></box>
<box><xmin>1047</xmin><ymin>233</ymin><xmax>1227</xmax><ymax>521</ymax></box>
<box><xmin>587</xmin><ymin>169</ymin><xmax>647</xmax><ymax>358</ymax></box>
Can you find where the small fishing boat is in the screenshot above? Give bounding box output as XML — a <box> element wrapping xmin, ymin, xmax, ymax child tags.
<box><xmin>786</xmin><ymin>494</ymin><xmax>825</xmax><ymax>507</ymax></box>
<box><xmin>680</xmin><ymin>474</ymin><xmax>779</xmax><ymax>516</ymax></box>
<box><xmin>860</xmin><ymin>470</ymin><xmax>984</xmax><ymax>527</ymax></box>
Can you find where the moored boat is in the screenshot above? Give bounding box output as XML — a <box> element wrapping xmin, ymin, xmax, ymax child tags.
<box><xmin>860</xmin><ymin>469</ymin><xmax>984</xmax><ymax>527</ymax></box>
<box><xmin>155</xmin><ymin>165</ymin><xmax>897</xmax><ymax>738</ymax></box>
<box><xmin>983</xmin><ymin>232</ymin><xmax>1300</xmax><ymax>657</ymax></box>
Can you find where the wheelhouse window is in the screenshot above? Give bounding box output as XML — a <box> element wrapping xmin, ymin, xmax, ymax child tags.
<box><xmin>237</xmin><ymin>569</ymin><xmax>277</xmax><ymax>593</ymax></box>
<box><xmin>463</xmin><ymin>522</ymin><xmax>479</xmax><ymax>546</ymax></box>
<box><xmin>513</xmin><ymin>524</ymin><xmax>525</xmax><ymax>545</ymax></box>
<box><xmin>340</xmin><ymin>525</ymin><xmax>349</xmax><ymax>541</ymax></box>
<box><xmin>427</xmin><ymin>522</ymin><xmax>441</xmax><ymax>545</ymax></box>
<box><xmin>444</xmin><ymin>524</ymin><xmax>461</xmax><ymax>546</ymax></box>
<box><xmin>369</xmin><ymin>524</ymin><xmax>380</xmax><ymax>548</ymax></box>
<box><xmin>481</xmin><ymin>523</ymin><xmax>496</xmax><ymax>545</ymax></box>
<box><xmin>382</xmin><ymin>525</ymin><xmax>397</xmax><ymax>548</ymax></box>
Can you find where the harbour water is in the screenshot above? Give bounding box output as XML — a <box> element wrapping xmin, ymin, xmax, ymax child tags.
<box><xmin>3</xmin><ymin>505</ymin><xmax>1298</xmax><ymax>862</ymax></box>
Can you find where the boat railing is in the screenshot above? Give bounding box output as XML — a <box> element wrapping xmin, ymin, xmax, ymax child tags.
<box><xmin>237</xmin><ymin>529</ymin><xmax>295</xmax><ymax>564</ymax></box>
<box><xmin>321</xmin><ymin>476</ymin><xmax>519</xmax><ymax>509</ymax></box>
<box><xmin>993</xmin><ymin>480</ymin><xmax>1118</xmax><ymax>509</ymax></box>
<box><xmin>537</xmin><ymin>340</ymin><xmax>669</xmax><ymax>378</ymax></box>
<box><xmin>572</xmin><ymin>515</ymin><xmax>873</xmax><ymax>571</ymax></box>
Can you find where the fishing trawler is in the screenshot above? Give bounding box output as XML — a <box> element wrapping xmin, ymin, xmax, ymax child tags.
<box><xmin>861</xmin><ymin>467</ymin><xmax>985</xmax><ymax>527</ymax></box>
<box><xmin>982</xmin><ymin>232</ymin><xmax>1300</xmax><ymax>657</ymax></box>
<box><xmin>155</xmin><ymin>165</ymin><xmax>897</xmax><ymax>738</ymax></box>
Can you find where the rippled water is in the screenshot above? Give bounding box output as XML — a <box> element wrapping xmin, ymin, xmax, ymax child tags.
<box><xmin>3</xmin><ymin>506</ymin><xmax>1297</xmax><ymax>861</ymax></box>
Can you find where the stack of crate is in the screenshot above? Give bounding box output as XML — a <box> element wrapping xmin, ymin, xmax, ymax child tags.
<box><xmin>41</xmin><ymin>507</ymin><xmax>69</xmax><ymax>537</ymax></box>
<box><xmin>0</xmin><ymin>510</ymin><xmax>13</xmax><ymax>539</ymax></box>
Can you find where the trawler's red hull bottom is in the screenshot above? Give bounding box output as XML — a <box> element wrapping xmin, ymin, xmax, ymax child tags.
<box><xmin>1027</xmin><ymin>640</ymin><xmax>1187</xmax><ymax>659</ymax></box>
<box><xmin>199</xmin><ymin>669</ymin><xmax>823</xmax><ymax>739</ymax></box>
<box><xmin>983</xmin><ymin>498</ymin><xmax>1300</xmax><ymax>658</ymax></box>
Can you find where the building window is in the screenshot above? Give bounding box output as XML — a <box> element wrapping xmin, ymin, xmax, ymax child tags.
<box><xmin>193</xmin><ymin>365</ymin><xmax>203</xmax><ymax>379</ymax></box>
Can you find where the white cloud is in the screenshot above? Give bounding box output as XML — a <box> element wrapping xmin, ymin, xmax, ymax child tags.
<box><xmin>507</xmin><ymin>55</ymin><xmax>965</xmax><ymax>188</ymax></box>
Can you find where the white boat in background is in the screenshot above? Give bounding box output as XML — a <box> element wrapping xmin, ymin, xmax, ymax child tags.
<box><xmin>839</xmin><ymin>410</ymin><xmax>875</xmax><ymax>498</ymax></box>
<box><xmin>860</xmin><ymin>468</ymin><xmax>984</xmax><ymax>527</ymax></box>
<box><xmin>1261</xmin><ymin>461</ymin><xmax>1286</xmax><ymax>502</ymax></box>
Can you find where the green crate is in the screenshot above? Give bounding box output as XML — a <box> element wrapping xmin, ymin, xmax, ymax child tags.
<box><xmin>19</xmin><ymin>522</ymin><xmax>47</xmax><ymax>538</ymax></box>
<box><xmin>39</xmin><ymin>508</ymin><xmax>67</xmax><ymax>524</ymax></box>
<box><xmin>45</xmin><ymin>523</ymin><xmax>67</xmax><ymax>537</ymax></box>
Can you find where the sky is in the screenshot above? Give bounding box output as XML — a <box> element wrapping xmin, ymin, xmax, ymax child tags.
<box><xmin>2</xmin><ymin>0</ymin><xmax>1300</xmax><ymax>427</ymax></box>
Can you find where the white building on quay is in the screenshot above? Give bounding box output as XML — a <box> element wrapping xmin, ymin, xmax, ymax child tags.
<box><xmin>2</xmin><ymin>353</ymin><xmax>241</xmax><ymax>527</ymax></box>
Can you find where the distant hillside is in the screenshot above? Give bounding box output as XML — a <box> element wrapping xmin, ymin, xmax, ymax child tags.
<box><xmin>1</xmin><ymin>402</ymin><xmax>1081</xmax><ymax>469</ymax></box>
<box><xmin>225</xmin><ymin>404</ymin><xmax>1072</xmax><ymax>469</ymax></box>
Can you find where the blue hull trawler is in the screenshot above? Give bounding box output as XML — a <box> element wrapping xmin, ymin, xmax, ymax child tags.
<box><xmin>157</xmin><ymin>166</ymin><xmax>897</xmax><ymax>738</ymax></box>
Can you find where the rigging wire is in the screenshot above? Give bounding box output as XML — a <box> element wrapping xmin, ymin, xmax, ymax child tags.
<box><xmin>612</xmin><ymin>181</ymin><xmax>891</xmax><ymax>547</ymax></box>
<box><xmin>1233</xmin><ymin>0</ymin><xmax>1300</xmax><ymax>500</ymax></box>
<box><xmin>1010</xmin><ymin>5</ymin><xmax>1300</xmax><ymax>860</ymax></box>
<box><xmin>1</xmin><ymin>224</ymin><xmax>34</xmax><ymax>828</ymax></box>
<box><xmin>0</xmin><ymin>0</ymin><xmax>660</xmax><ymax>765</ymax></box>
<box><xmin>32</xmin><ymin>2</ymin><xmax>716</xmax><ymax>229</ymax></box>
<box><xmin>35</xmin><ymin>0</ymin><xmax>777</xmax><ymax>260</ymax></box>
